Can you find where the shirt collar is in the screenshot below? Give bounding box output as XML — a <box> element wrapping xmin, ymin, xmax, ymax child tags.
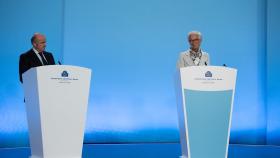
<box><xmin>189</xmin><ymin>48</ymin><xmax>202</xmax><ymax>59</ymax></box>
<box><xmin>32</xmin><ymin>48</ymin><xmax>40</xmax><ymax>54</ymax></box>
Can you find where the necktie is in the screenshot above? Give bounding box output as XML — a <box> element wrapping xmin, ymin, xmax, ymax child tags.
<box><xmin>39</xmin><ymin>52</ymin><xmax>48</xmax><ymax>65</ymax></box>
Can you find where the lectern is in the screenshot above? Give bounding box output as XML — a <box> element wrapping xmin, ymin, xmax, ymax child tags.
<box><xmin>22</xmin><ymin>65</ymin><xmax>91</xmax><ymax>158</ymax></box>
<box><xmin>175</xmin><ymin>66</ymin><xmax>237</xmax><ymax>158</ymax></box>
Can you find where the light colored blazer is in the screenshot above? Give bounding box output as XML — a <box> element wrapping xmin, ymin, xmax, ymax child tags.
<box><xmin>176</xmin><ymin>50</ymin><xmax>210</xmax><ymax>68</ymax></box>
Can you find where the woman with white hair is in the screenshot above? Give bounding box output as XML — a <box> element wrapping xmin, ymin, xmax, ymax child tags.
<box><xmin>177</xmin><ymin>31</ymin><xmax>210</xmax><ymax>68</ymax></box>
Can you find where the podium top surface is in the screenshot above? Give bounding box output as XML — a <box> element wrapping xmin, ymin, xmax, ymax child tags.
<box><xmin>178</xmin><ymin>66</ymin><xmax>237</xmax><ymax>91</ymax></box>
<box><xmin>179</xmin><ymin>66</ymin><xmax>237</xmax><ymax>71</ymax></box>
<box><xmin>22</xmin><ymin>65</ymin><xmax>92</xmax><ymax>83</ymax></box>
<box><xmin>28</xmin><ymin>65</ymin><xmax>91</xmax><ymax>72</ymax></box>
<box><xmin>23</xmin><ymin>65</ymin><xmax>91</xmax><ymax>76</ymax></box>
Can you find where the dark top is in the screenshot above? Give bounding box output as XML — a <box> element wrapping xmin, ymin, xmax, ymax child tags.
<box><xmin>19</xmin><ymin>49</ymin><xmax>55</xmax><ymax>83</ymax></box>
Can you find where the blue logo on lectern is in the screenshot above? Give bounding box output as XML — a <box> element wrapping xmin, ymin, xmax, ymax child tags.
<box><xmin>205</xmin><ymin>71</ymin><xmax>212</xmax><ymax>77</ymax></box>
<box><xmin>61</xmin><ymin>70</ymin><xmax>69</xmax><ymax>77</ymax></box>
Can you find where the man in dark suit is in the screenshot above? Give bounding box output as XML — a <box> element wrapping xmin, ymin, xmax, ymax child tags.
<box><xmin>19</xmin><ymin>33</ymin><xmax>55</xmax><ymax>83</ymax></box>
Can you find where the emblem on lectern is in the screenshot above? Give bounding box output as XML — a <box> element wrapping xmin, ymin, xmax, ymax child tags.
<box><xmin>61</xmin><ymin>71</ymin><xmax>69</xmax><ymax>77</ymax></box>
<box><xmin>205</xmin><ymin>71</ymin><xmax>212</xmax><ymax>77</ymax></box>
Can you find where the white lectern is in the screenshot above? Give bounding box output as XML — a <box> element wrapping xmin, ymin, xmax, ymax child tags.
<box><xmin>22</xmin><ymin>65</ymin><xmax>91</xmax><ymax>158</ymax></box>
<box><xmin>175</xmin><ymin>66</ymin><xmax>237</xmax><ymax>158</ymax></box>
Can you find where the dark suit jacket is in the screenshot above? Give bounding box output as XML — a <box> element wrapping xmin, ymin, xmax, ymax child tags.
<box><xmin>19</xmin><ymin>49</ymin><xmax>55</xmax><ymax>83</ymax></box>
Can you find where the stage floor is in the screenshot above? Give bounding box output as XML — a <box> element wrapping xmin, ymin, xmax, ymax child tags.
<box><xmin>0</xmin><ymin>143</ymin><xmax>280</xmax><ymax>158</ymax></box>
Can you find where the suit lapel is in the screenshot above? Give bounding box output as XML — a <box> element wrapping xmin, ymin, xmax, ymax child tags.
<box><xmin>44</xmin><ymin>53</ymin><xmax>51</xmax><ymax>65</ymax></box>
<box><xmin>28</xmin><ymin>49</ymin><xmax>43</xmax><ymax>66</ymax></box>
<box><xmin>200</xmin><ymin>54</ymin><xmax>207</xmax><ymax>65</ymax></box>
<box><xmin>184</xmin><ymin>53</ymin><xmax>195</xmax><ymax>66</ymax></box>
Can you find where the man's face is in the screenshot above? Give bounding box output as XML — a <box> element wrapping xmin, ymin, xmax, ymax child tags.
<box><xmin>33</xmin><ymin>35</ymin><xmax>46</xmax><ymax>52</ymax></box>
<box><xmin>188</xmin><ymin>34</ymin><xmax>201</xmax><ymax>51</ymax></box>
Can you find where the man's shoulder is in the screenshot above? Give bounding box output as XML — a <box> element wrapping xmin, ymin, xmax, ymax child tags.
<box><xmin>20</xmin><ymin>49</ymin><xmax>34</xmax><ymax>58</ymax></box>
<box><xmin>44</xmin><ymin>51</ymin><xmax>53</xmax><ymax>56</ymax></box>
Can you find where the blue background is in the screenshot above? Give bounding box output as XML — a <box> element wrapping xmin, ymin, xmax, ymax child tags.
<box><xmin>0</xmin><ymin>0</ymin><xmax>279</xmax><ymax>147</ymax></box>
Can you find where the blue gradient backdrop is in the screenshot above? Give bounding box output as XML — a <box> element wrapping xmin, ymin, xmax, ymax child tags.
<box><xmin>0</xmin><ymin>0</ymin><xmax>279</xmax><ymax>147</ymax></box>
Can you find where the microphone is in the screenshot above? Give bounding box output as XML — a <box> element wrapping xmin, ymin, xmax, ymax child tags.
<box><xmin>58</xmin><ymin>60</ymin><xmax>62</xmax><ymax>65</ymax></box>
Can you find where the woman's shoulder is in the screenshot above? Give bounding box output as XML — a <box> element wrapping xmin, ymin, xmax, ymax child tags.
<box><xmin>201</xmin><ymin>50</ymin><xmax>209</xmax><ymax>57</ymax></box>
<box><xmin>179</xmin><ymin>50</ymin><xmax>190</xmax><ymax>56</ymax></box>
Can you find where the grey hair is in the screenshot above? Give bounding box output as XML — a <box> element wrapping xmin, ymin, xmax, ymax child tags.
<box><xmin>188</xmin><ymin>31</ymin><xmax>202</xmax><ymax>40</ymax></box>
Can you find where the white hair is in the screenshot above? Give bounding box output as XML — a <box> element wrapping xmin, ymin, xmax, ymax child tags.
<box><xmin>188</xmin><ymin>31</ymin><xmax>202</xmax><ymax>40</ymax></box>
